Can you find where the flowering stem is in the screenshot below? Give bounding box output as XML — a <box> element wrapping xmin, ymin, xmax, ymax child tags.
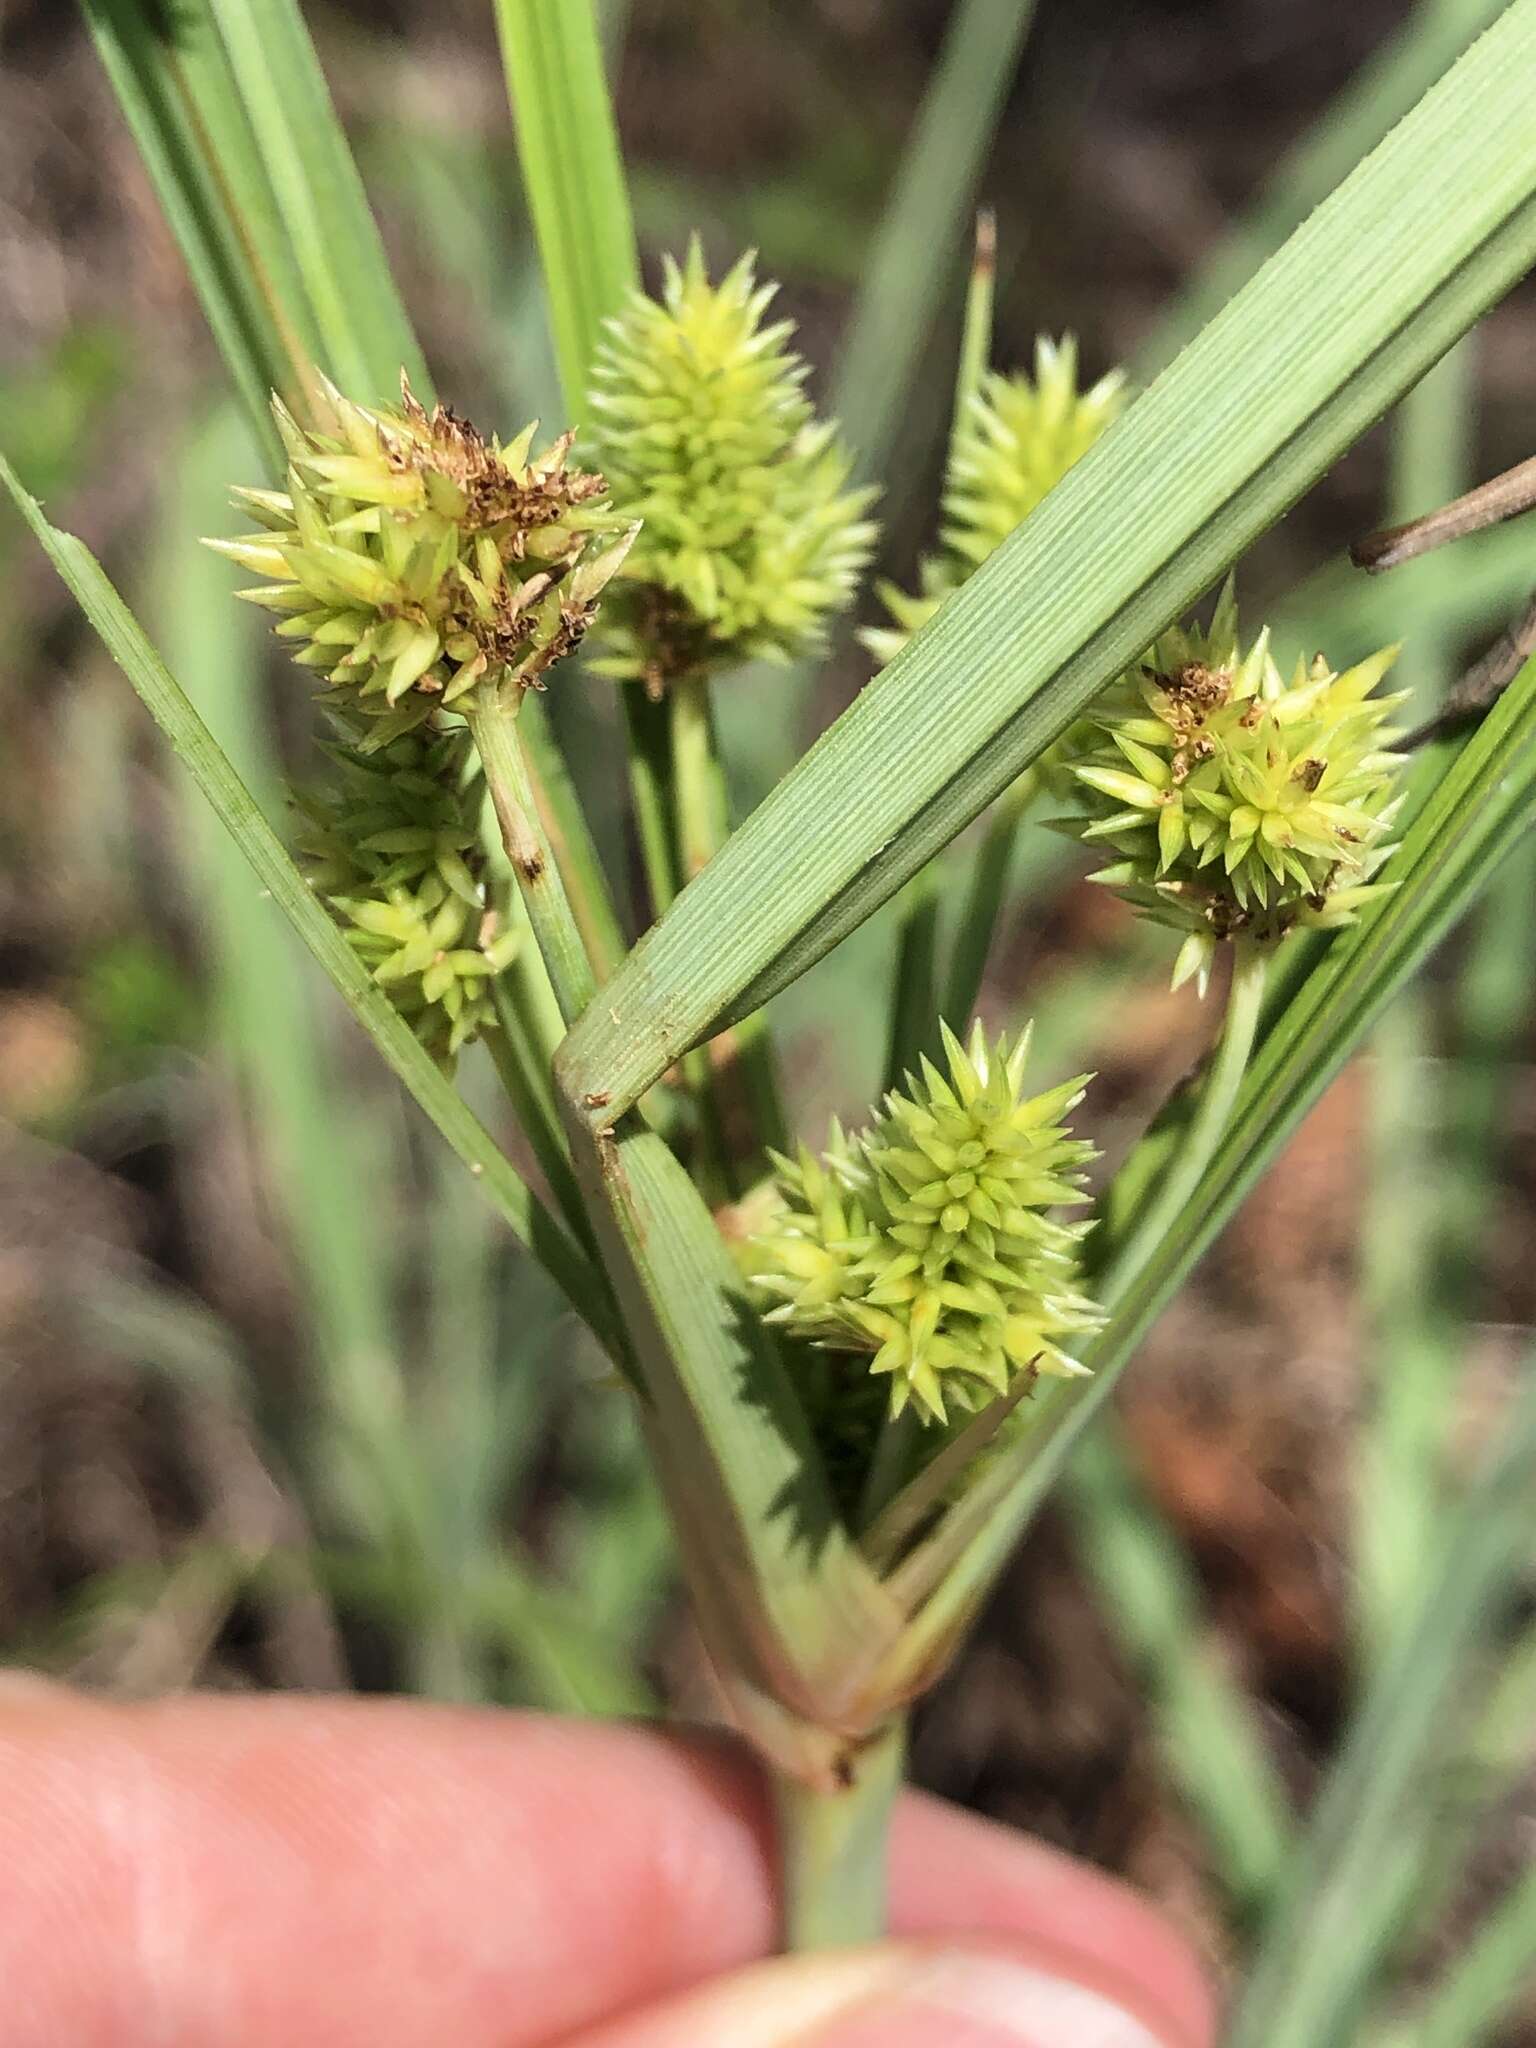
<box><xmin>486</xmin><ymin>987</ymin><xmax>590</xmax><ymax>1246</ymax></box>
<box><xmin>518</xmin><ymin>694</ymin><xmax>627</xmax><ymax>982</ymax></box>
<box><xmin>775</xmin><ymin>1717</ymin><xmax>906</xmax><ymax>1950</ymax></box>
<box><xmin>670</xmin><ymin>670</ymin><xmax>730</xmax><ymax>886</ymax></box>
<box><xmin>943</xmin><ymin>767</ymin><xmax>1040</xmax><ymax>1028</ymax></box>
<box><xmin>857</xmin><ymin>1406</ymin><xmax>922</xmax><ymax>1535</ymax></box>
<box><xmin>1101</xmin><ymin>937</ymin><xmax>1269</xmax><ymax>1303</ymax></box>
<box><xmin>884</xmin><ymin>868</ymin><xmax>943</xmax><ymax>1089</ymax></box>
<box><xmin>468</xmin><ymin>687</ymin><xmax>598</xmax><ymax>1028</ymax></box>
<box><xmin>667</xmin><ymin>669</ymin><xmax>790</xmax><ymax>1165</ymax></box>
<box><xmin>621</xmin><ymin>689</ymin><xmax>682</xmax><ymax>924</ymax></box>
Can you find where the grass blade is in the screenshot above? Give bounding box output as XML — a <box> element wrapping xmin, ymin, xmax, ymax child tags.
<box><xmin>1067</xmin><ymin>1430</ymin><xmax>1294</xmax><ymax>1918</ymax></box>
<box><xmin>491</xmin><ymin>0</ymin><xmax>639</xmax><ymax>418</ymax></box>
<box><xmin>831</xmin><ymin>0</ymin><xmax>1037</xmax><ymax>485</ymax></box>
<box><xmin>1355</xmin><ymin>336</ymin><xmax>1474</xmax><ymax>1670</ymax></box>
<box><xmin>1142</xmin><ymin>0</ymin><xmax>1508</xmax><ymax>371</ymax></box>
<box><xmin>559</xmin><ymin>5</ymin><xmax>1536</xmax><ymax>1120</ymax></box>
<box><xmin>206</xmin><ymin>0</ymin><xmax>430</xmax><ymax>405</ymax></box>
<box><xmin>80</xmin><ymin>0</ymin><xmax>314</xmax><ymax>459</ymax></box>
<box><xmin>1</xmin><ymin>453</ymin><xmax>610</xmax><ymax>1346</ymax></box>
<box><xmin>1225</xmin><ymin>1344</ymin><xmax>1536</xmax><ymax>2048</ymax></box>
<box><xmin>1408</xmin><ymin>1856</ymin><xmax>1536</xmax><ymax>2048</ymax></box>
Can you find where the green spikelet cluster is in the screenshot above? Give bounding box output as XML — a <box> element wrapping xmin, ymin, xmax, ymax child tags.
<box><xmin>864</xmin><ymin>338</ymin><xmax>1125</xmax><ymax>666</ymax></box>
<box><xmin>751</xmin><ymin>1021</ymin><xmax>1101</xmax><ymax>1424</ymax></box>
<box><xmin>1067</xmin><ymin>582</ymin><xmax>1407</xmax><ymax>995</ymax></box>
<box><xmin>208</xmin><ymin>378</ymin><xmax>634</xmax><ymax>749</ymax></box>
<box><xmin>585</xmin><ymin>242</ymin><xmax>876</xmax><ymax>688</ymax></box>
<box><xmin>294</xmin><ymin>721</ymin><xmax>517</xmax><ymax>1066</ymax></box>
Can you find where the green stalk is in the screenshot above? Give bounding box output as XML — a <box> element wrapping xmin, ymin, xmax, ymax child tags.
<box><xmin>518</xmin><ymin>692</ymin><xmax>627</xmax><ymax>981</ymax></box>
<box><xmin>468</xmin><ymin>688</ymin><xmax>598</xmax><ymax>1028</ymax></box>
<box><xmin>670</xmin><ymin>672</ymin><xmax>731</xmax><ymax>885</ymax></box>
<box><xmin>490</xmin><ymin>0</ymin><xmax>677</xmax><ymax>964</ymax></box>
<box><xmin>884</xmin><ymin>871</ymin><xmax>943</xmax><ymax>1089</ymax></box>
<box><xmin>1354</xmin><ymin>332</ymin><xmax>1471</xmax><ymax>1673</ymax></box>
<box><xmin>671</xmin><ymin>669</ymin><xmax>789</xmax><ymax>1164</ymax></box>
<box><xmin>625</xmin><ymin>687</ymin><xmax>683</xmax><ymax>925</ymax></box>
<box><xmin>856</xmin><ymin>1407</ymin><xmax>923</xmax><ymax>1536</ymax></box>
<box><xmin>775</xmin><ymin>1717</ymin><xmax>906</xmax><ymax>1950</ymax></box>
<box><xmin>1099</xmin><ymin>939</ymin><xmax>1269</xmax><ymax>1303</ymax></box>
<box><xmin>942</xmin><ymin>767</ymin><xmax>1040</xmax><ymax>1027</ymax></box>
<box><xmin>485</xmin><ymin>992</ymin><xmax>587</xmax><ymax>1242</ymax></box>
<box><xmin>490</xmin><ymin>0</ymin><xmax>639</xmax><ymax>422</ymax></box>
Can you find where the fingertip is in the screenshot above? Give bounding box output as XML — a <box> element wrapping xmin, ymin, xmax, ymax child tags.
<box><xmin>890</xmin><ymin>1793</ymin><xmax>1219</xmax><ymax>2048</ymax></box>
<box><xmin>0</xmin><ymin>1690</ymin><xmax>1217</xmax><ymax>2048</ymax></box>
<box><xmin>560</xmin><ymin>1938</ymin><xmax>1203</xmax><ymax>2048</ymax></box>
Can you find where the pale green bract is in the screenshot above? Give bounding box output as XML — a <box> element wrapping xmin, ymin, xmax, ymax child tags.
<box><xmin>751</xmin><ymin>1021</ymin><xmax>1101</xmax><ymax>1424</ymax></box>
<box><xmin>863</xmin><ymin>337</ymin><xmax>1126</xmax><ymax>666</ymax></box>
<box><xmin>1065</xmin><ymin>581</ymin><xmax>1408</xmax><ymax>995</ymax></box>
<box><xmin>585</xmin><ymin>241</ymin><xmax>876</xmax><ymax>686</ymax></box>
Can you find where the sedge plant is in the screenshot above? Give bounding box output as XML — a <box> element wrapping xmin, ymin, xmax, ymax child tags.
<box><xmin>11</xmin><ymin>0</ymin><xmax>1536</xmax><ymax>1992</ymax></box>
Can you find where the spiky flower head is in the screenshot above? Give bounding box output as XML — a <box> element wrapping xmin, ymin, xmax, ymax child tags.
<box><xmin>864</xmin><ymin>338</ymin><xmax>1126</xmax><ymax>666</ymax></box>
<box><xmin>751</xmin><ymin>1022</ymin><xmax>1101</xmax><ymax>1424</ymax></box>
<box><xmin>208</xmin><ymin>377</ymin><xmax>634</xmax><ymax>750</ymax></box>
<box><xmin>1067</xmin><ymin>582</ymin><xmax>1407</xmax><ymax>995</ymax></box>
<box><xmin>294</xmin><ymin>721</ymin><xmax>517</xmax><ymax>1066</ymax></box>
<box><xmin>585</xmin><ymin>242</ymin><xmax>877</xmax><ymax>689</ymax></box>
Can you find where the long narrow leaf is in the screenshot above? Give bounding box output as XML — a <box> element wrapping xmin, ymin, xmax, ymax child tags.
<box><xmin>492</xmin><ymin>0</ymin><xmax>639</xmax><ymax>417</ymax></box>
<box><xmin>1068</xmin><ymin>1430</ymin><xmax>1295</xmax><ymax>1917</ymax></box>
<box><xmin>558</xmin><ymin>4</ymin><xmax>1536</xmax><ymax>1121</ymax></box>
<box><xmin>1355</xmin><ymin>337</ymin><xmax>1473</xmax><ymax>1671</ymax></box>
<box><xmin>80</xmin><ymin>0</ymin><xmax>311</xmax><ymax>459</ymax></box>
<box><xmin>1142</xmin><ymin>0</ymin><xmax>1508</xmax><ymax>370</ymax></box>
<box><xmin>1</xmin><ymin>454</ymin><xmax>609</xmax><ymax>1347</ymax></box>
<box><xmin>1226</xmin><ymin>1341</ymin><xmax>1536</xmax><ymax>2048</ymax></box>
<box><xmin>831</xmin><ymin>0</ymin><xmax>1037</xmax><ymax>485</ymax></box>
<box><xmin>207</xmin><ymin>0</ymin><xmax>430</xmax><ymax>405</ymax></box>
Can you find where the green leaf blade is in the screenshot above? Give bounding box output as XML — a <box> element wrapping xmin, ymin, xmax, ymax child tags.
<box><xmin>207</xmin><ymin>0</ymin><xmax>431</xmax><ymax>405</ymax></box>
<box><xmin>492</xmin><ymin>0</ymin><xmax>639</xmax><ymax>418</ymax></box>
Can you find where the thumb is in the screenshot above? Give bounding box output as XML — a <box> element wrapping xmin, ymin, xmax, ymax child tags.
<box><xmin>563</xmin><ymin>1937</ymin><xmax>1203</xmax><ymax>2048</ymax></box>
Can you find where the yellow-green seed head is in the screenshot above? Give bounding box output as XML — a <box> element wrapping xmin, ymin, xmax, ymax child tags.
<box><xmin>294</xmin><ymin>721</ymin><xmax>516</xmax><ymax>1066</ymax></box>
<box><xmin>864</xmin><ymin>338</ymin><xmax>1125</xmax><ymax>666</ymax></box>
<box><xmin>1065</xmin><ymin>581</ymin><xmax>1407</xmax><ymax>994</ymax></box>
<box><xmin>585</xmin><ymin>242</ymin><xmax>877</xmax><ymax>688</ymax></box>
<box><xmin>751</xmin><ymin>1021</ymin><xmax>1101</xmax><ymax>1424</ymax></box>
<box><xmin>208</xmin><ymin>377</ymin><xmax>634</xmax><ymax>750</ymax></box>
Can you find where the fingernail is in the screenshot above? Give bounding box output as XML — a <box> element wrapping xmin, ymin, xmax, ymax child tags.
<box><xmin>583</xmin><ymin>1942</ymin><xmax>1182</xmax><ymax>2048</ymax></box>
<box><xmin>811</xmin><ymin>1946</ymin><xmax>1174</xmax><ymax>2046</ymax></box>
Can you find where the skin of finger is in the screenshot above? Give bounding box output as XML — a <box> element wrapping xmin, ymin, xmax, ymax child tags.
<box><xmin>559</xmin><ymin>1941</ymin><xmax>1188</xmax><ymax>2048</ymax></box>
<box><xmin>0</xmin><ymin>1689</ymin><xmax>1215</xmax><ymax>2048</ymax></box>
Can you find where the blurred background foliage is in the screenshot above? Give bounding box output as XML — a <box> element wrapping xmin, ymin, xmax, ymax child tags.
<box><xmin>2</xmin><ymin>0</ymin><xmax>1535</xmax><ymax>2034</ymax></box>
